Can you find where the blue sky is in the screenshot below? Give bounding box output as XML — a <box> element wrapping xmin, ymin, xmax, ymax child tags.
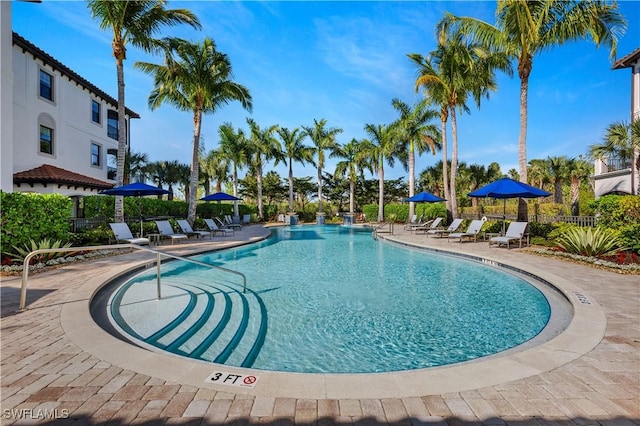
<box><xmin>12</xmin><ymin>1</ymin><xmax>640</xmax><ymax>182</ymax></box>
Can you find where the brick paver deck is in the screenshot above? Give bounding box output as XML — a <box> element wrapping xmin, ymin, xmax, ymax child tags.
<box><xmin>1</xmin><ymin>224</ymin><xmax>638</xmax><ymax>425</ymax></box>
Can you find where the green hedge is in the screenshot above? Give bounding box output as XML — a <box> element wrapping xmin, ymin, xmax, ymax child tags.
<box><xmin>1</xmin><ymin>192</ymin><xmax>72</xmax><ymax>256</ymax></box>
<box><xmin>362</xmin><ymin>203</ymin><xmax>447</xmax><ymax>222</ymax></box>
<box><xmin>589</xmin><ymin>195</ymin><xmax>640</xmax><ymax>253</ymax></box>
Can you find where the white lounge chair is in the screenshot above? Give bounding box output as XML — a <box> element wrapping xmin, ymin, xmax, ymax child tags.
<box><xmin>425</xmin><ymin>218</ymin><xmax>462</xmax><ymax>238</ymax></box>
<box><xmin>447</xmin><ymin>219</ymin><xmax>485</xmax><ymax>243</ymax></box>
<box><xmin>489</xmin><ymin>221</ymin><xmax>529</xmax><ymax>249</ymax></box>
<box><xmin>155</xmin><ymin>220</ymin><xmax>188</xmax><ymax>244</ymax></box>
<box><xmin>403</xmin><ymin>214</ymin><xmax>419</xmax><ymax>230</ymax></box>
<box><xmin>109</xmin><ymin>223</ymin><xmax>150</xmax><ymax>245</ymax></box>
<box><xmin>204</xmin><ymin>218</ymin><xmax>234</xmax><ymax>237</ymax></box>
<box><xmin>412</xmin><ymin>217</ymin><xmax>443</xmax><ymax>233</ymax></box>
<box><xmin>177</xmin><ymin>219</ymin><xmax>210</xmax><ymax>239</ymax></box>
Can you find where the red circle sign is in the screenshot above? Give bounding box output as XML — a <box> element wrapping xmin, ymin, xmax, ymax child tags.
<box><xmin>243</xmin><ymin>375</ymin><xmax>257</xmax><ymax>385</ymax></box>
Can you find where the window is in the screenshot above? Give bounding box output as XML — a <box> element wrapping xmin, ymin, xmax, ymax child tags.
<box><xmin>40</xmin><ymin>125</ymin><xmax>53</xmax><ymax>154</ymax></box>
<box><xmin>91</xmin><ymin>100</ymin><xmax>101</xmax><ymax>124</ymax></box>
<box><xmin>91</xmin><ymin>143</ymin><xmax>101</xmax><ymax>166</ymax></box>
<box><xmin>107</xmin><ymin>110</ymin><xmax>118</xmax><ymax>140</ymax></box>
<box><xmin>39</xmin><ymin>70</ymin><xmax>53</xmax><ymax>101</ymax></box>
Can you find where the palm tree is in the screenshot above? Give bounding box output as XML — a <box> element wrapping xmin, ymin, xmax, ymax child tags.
<box><xmin>409</xmin><ymin>30</ymin><xmax>508</xmax><ymax>219</ymax></box>
<box><xmin>165</xmin><ymin>160</ymin><xmax>187</xmax><ymax>201</ymax></box>
<box><xmin>527</xmin><ymin>158</ymin><xmax>551</xmax><ymax>191</ymax></box>
<box><xmin>590</xmin><ymin>119</ymin><xmax>640</xmax><ymax>195</ymax></box>
<box><xmin>125</xmin><ymin>151</ymin><xmax>149</xmax><ymax>184</ymax></box>
<box><xmin>303</xmin><ymin>119</ymin><xmax>343</xmax><ymax>215</ymax></box>
<box><xmin>148</xmin><ymin>160</ymin><xmax>169</xmax><ymax>197</ymax></box>
<box><xmin>277</xmin><ymin>127</ymin><xmax>314</xmax><ymax>213</ymax></box>
<box><xmin>217</xmin><ymin>123</ymin><xmax>249</xmax><ymax>218</ymax></box>
<box><xmin>201</xmin><ymin>149</ymin><xmax>229</xmax><ymax>195</ymax></box>
<box><xmin>246</xmin><ymin>118</ymin><xmax>282</xmax><ymax>220</ymax></box>
<box><xmin>88</xmin><ymin>0</ymin><xmax>200</xmax><ymax>222</ymax></box>
<box><xmin>391</xmin><ymin>98</ymin><xmax>441</xmax><ymax>220</ymax></box>
<box><xmin>547</xmin><ymin>156</ymin><xmax>569</xmax><ymax>204</ymax></box>
<box><xmin>567</xmin><ymin>156</ymin><xmax>593</xmax><ymax>216</ymax></box>
<box><xmin>333</xmin><ymin>138</ymin><xmax>372</xmax><ymax>216</ymax></box>
<box><xmin>135</xmin><ymin>37</ymin><xmax>252</xmax><ymax>224</ymax></box>
<box><xmin>362</xmin><ymin>123</ymin><xmax>401</xmax><ymax>222</ymax></box>
<box><xmin>443</xmin><ymin>1</ymin><xmax>626</xmax><ymax>216</ymax></box>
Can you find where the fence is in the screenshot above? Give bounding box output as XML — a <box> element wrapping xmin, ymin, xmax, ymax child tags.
<box><xmin>460</xmin><ymin>213</ymin><xmax>596</xmax><ymax>227</ymax></box>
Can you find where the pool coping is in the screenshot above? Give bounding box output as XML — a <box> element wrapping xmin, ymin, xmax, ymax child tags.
<box><xmin>59</xmin><ymin>228</ymin><xmax>607</xmax><ymax>399</ymax></box>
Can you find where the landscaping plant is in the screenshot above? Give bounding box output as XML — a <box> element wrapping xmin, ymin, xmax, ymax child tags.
<box><xmin>555</xmin><ymin>226</ymin><xmax>626</xmax><ymax>257</ymax></box>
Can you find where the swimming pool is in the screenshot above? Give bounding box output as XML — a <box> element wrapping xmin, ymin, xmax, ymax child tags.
<box><xmin>108</xmin><ymin>225</ymin><xmax>553</xmax><ymax>373</ymax></box>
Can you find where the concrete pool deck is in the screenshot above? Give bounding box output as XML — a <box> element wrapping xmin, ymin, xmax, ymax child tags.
<box><xmin>1</xmin><ymin>224</ymin><xmax>638</xmax><ymax>424</ymax></box>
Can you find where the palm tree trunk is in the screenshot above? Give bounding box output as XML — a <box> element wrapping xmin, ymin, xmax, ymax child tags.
<box><xmin>114</xmin><ymin>57</ymin><xmax>126</xmax><ymax>223</ymax></box>
<box><xmin>188</xmin><ymin>110</ymin><xmax>201</xmax><ymax>225</ymax></box>
<box><xmin>232</xmin><ymin>165</ymin><xmax>239</xmax><ymax>218</ymax></box>
<box><xmin>349</xmin><ymin>177</ymin><xmax>355</xmax><ymax>215</ymax></box>
<box><xmin>570</xmin><ymin>177</ymin><xmax>580</xmax><ymax>216</ymax></box>
<box><xmin>440</xmin><ymin>114</ymin><xmax>452</xmax><ymax>222</ymax></box>
<box><xmin>517</xmin><ymin>72</ymin><xmax>530</xmax><ymax>222</ymax></box>
<box><xmin>257</xmin><ymin>161</ymin><xmax>264</xmax><ymax>220</ymax></box>
<box><xmin>449</xmin><ymin>106</ymin><xmax>458</xmax><ymax>219</ymax></box>
<box><xmin>288</xmin><ymin>159</ymin><xmax>294</xmax><ymax>212</ymax></box>
<box><xmin>378</xmin><ymin>157</ymin><xmax>384</xmax><ymax>222</ymax></box>
<box><xmin>317</xmin><ymin>166</ymin><xmax>323</xmax><ymax>213</ymax></box>
<box><xmin>408</xmin><ymin>142</ymin><xmax>415</xmax><ymax>220</ymax></box>
<box><xmin>554</xmin><ymin>180</ymin><xmax>563</xmax><ymax>204</ymax></box>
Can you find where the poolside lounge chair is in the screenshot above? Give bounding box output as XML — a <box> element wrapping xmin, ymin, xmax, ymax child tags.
<box><xmin>223</xmin><ymin>215</ymin><xmax>242</xmax><ymax>230</ymax></box>
<box><xmin>109</xmin><ymin>223</ymin><xmax>150</xmax><ymax>245</ymax></box>
<box><xmin>412</xmin><ymin>217</ymin><xmax>443</xmax><ymax>233</ymax></box>
<box><xmin>204</xmin><ymin>218</ymin><xmax>234</xmax><ymax>237</ymax></box>
<box><xmin>155</xmin><ymin>220</ymin><xmax>188</xmax><ymax>244</ymax></box>
<box><xmin>425</xmin><ymin>218</ymin><xmax>463</xmax><ymax>238</ymax></box>
<box><xmin>447</xmin><ymin>219</ymin><xmax>485</xmax><ymax>243</ymax></box>
<box><xmin>489</xmin><ymin>221</ymin><xmax>529</xmax><ymax>249</ymax></box>
<box><xmin>177</xmin><ymin>219</ymin><xmax>210</xmax><ymax>239</ymax></box>
<box><xmin>403</xmin><ymin>214</ymin><xmax>420</xmax><ymax>230</ymax></box>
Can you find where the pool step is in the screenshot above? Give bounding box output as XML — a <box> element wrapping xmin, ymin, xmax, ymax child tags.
<box><xmin>115</xmin><ymin>275</ymin><xmax>267</xmax><ymax>368</ymax></box>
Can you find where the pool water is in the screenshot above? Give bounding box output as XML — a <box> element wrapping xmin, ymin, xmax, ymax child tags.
<box><xmin>109</xmin><ymin>225</ymin><xmax>551</xmax><ymax>373</ymax></box>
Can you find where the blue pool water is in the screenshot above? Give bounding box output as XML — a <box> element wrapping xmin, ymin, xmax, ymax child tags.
<box><xmin>109</xmin><ymin>225</ymin><xmax>551</xmax><ymax>373</ymax></box>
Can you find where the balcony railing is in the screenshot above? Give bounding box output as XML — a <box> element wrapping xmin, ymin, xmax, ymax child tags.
<box><xmin>600</xmin><ymin>156</ymin><xmax>632</xmax><ymax>173</ymax></box>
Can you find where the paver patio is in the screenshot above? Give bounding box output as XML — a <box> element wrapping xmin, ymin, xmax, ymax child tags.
<box><xmin>0</xmin><ymin>224</ymin><xmax>638</xmax><ymax>425</ymax></box>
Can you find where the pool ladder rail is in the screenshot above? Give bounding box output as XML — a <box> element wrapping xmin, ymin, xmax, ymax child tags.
<box><xmin>19</xmin><ymin>243</ymin><xmax>248</xmax><ymax>311</ymax></box>
<box><xmin>372</xmin><ymin>221</ymin><xmax>394</xmax><ymax>239</ymax></box>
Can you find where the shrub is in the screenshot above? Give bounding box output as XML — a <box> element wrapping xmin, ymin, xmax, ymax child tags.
<box><xmin>527</xmin><ymin>222</ymin><xmax>556</xmax><ymax>239</ymax></box>
<box><xmin>555</xmin><ymin>226</ymin><xmax>626</xmax><ymax>257</ymax></box>
<box><xmin>6</xmin><ymin>238</ymin><xmax>74</xmax><ymax>264</ymax></box>
<box><xmin>1</xmin><ymin>192</ymin><xmax>72</xmax><ymax>257</ymax></box>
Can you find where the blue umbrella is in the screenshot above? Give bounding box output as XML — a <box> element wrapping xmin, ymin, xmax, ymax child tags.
<box><xmin>100</xmin><ymin>183</ymin><xmax>169</xmax><ymax>235</ymax></box>
<box><xmin>468</xmin><ymin>177</ymin><xmax>551</xmax><ymax>233</ymax></box>
<box><xmin>200</xmin><ymin>192</ymin><xmax>241</xmax><ymax>202</ymax></box>
<box><xmin>406</xmin><ymin>191</ymin><xmax>446</xmax><ymax>203</ymax></box>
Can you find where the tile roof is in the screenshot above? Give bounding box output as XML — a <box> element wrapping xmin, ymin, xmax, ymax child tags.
<box><xmin>612</xmin><ymin>47</ymin><xmax>640</xmax><ymax>70</ymax></box>
<box><xmin>13</xmin><ymin>164</ymin><xmax>114</xmax><ymax>190</ymax></box>
<box><xmin>12</xmin><ymin>32</ymin><xmax>140</xmax><ymax>119</ymax></box>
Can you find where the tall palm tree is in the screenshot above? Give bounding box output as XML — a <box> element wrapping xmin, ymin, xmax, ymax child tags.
<box><xmin>590</xmin><ymin>119</ymin><xmax>640</xmax><ymax>195</ymax></box>
<box><xmin>363</xmin><ymin>123</ymin><xmax>401</xmax><ymax>222</ymax></box>
<box><xmin>277</xmin><ymin>127</ymin><xmax>314</xmax><ymax>213</ymax></box>
<box><xmin>135</xmin><ymin>37</ymin><xmax>252</xmax><ymax>224</ymax></box>
<box><xmin>88</xmin><ymin>0</ymin><xmax>200</xmax><ymax>222</ymax></box>
<box><xmin>303</xmin><ymin>119</ymin><xmax>343</xmax><ymax>215</ymax></box>
<box><xmin>333</xmin><ymin>138</ymin><xmax>372</xmax><ymax>215</ymax></box>
<box><xmin>391</xmin><ymin>98</ymin><xmax>441</xmax><ymax>220</ymax></box>
<box><xmin>217</xmin><ymin>123</ymin><xmax>249</xmax><ymax>218</ymax></box>
<box><xmin>409</xmin><ymin>30</ymin><xmax>508</xmax><ymax>219</ymax></box>
<box><xmin>443</xmin><ymin>1</ymin><xmax>626</xmax><ymax>216</ymax></box>
<box><xmin>246</xmin><ymin>118</ymin><xmax>282</xmax><ymax>220</ymax></box>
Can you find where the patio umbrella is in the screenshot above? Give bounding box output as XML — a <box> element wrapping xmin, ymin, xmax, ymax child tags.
<box><xmin>100</xmin><ymin>182</ymin><xmax>169</xmax><ymax>236</ymax></box>
<box><xmin>406</xmin><ymin>191</ymin><xmax>446</xmax><ymax>203</ymax></box>
<box><xmin>467</xmin><ymin>177</ymin><xmax>551</xmax><ymax>233</ymax></box>
<box><xmin>200</xmin><ymin>192</ymin><xmax>242</xmax><ymax>218</ymax></box>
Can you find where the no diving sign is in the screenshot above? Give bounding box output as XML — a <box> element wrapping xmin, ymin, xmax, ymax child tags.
<box><xmin>205</xmin><ymin>370</ymin><xmax>260</xmax><ymax>388</ymax></box>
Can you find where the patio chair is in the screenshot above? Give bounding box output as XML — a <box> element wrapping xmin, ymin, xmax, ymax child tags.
<box><xmin>403</xmin><ymin>214</ymin><xmax>420</xmax><ymax>230</ymax></box>
<box><xmin>109</xmin><ymin>223</ymin><xmax>150</xmax><ymax>245</ymax></box>
<box><xmin>425</xmin><ymin>218</ymin><xmax>462</xmax><ymax>238</ymax></box>
<box><xmin>204</xmin><ymin>218</ymin><xmax>234</xmax><ymax>237</ymax></box>
<box><xmin>223</xmin><ymin>215</ymin><xmax>242</xmax><ymax>230</ymax></box>
<box><xmin>447</xmin><ymin>219</ymin><xmax>485</xmax><ymax>243</ymax></box>
<box><xmin>177</xmin><ymin>219</ymin><xmax>210</xmax><ymax>240</ymax></box>
<box><xmin>412</xmin><ymin>217</ymin><xmax>443</xmax><ymax>233</ymax></box>
<box><xmin>155</xmin><ymin>220</ymin><xmax>188</xmax><ymax>244</ymax></box>
<box><xmin>489</xmin><ymin>221</ymin><xmax>529</xmax><ymax>249</ymax></box>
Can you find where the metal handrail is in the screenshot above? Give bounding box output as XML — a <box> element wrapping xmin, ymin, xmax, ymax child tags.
<box><xmin>19</xmin><ymin>244</ymin><xmax>247</xmax><ymax>311</ymax></box>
